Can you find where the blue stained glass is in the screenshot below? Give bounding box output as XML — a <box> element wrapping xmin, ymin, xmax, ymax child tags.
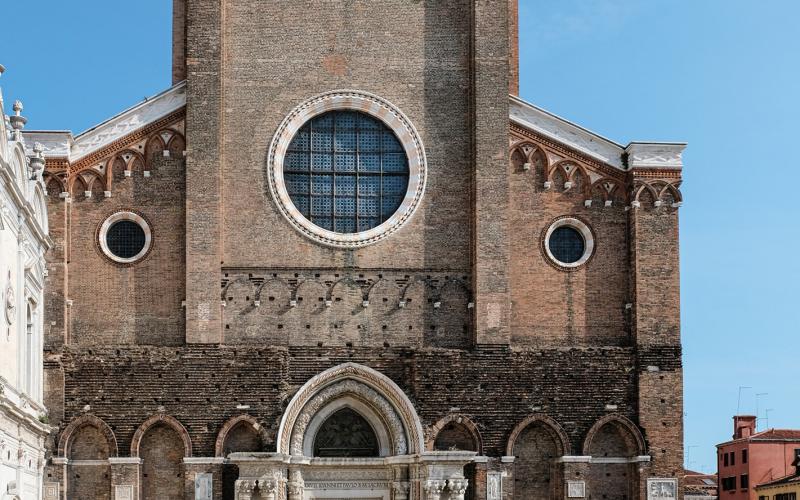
<box><xmin>383</xmin><ymin>153</ymin><xmax>406</xmax><ymax>173</ymax></box>
<box><xmin>312</xmin><ymin>128</ymin><xmax>333</xmax><ymax>151</ymax></box>
<box><xmin>288</xmin><ymin>129</ymin><xmax>310</xmax><ymax>151</ymax></box>
<box><xmin>335</xmin><ymin>153</ymin><xmax>356</xmax><ymax>171</ymax></box>
<box><xmin>335</xmin><ymin>177</ymin><xmax>356</xmax><ymax>196</ymax></box>
<box><xmin>286</xmin><ymin>173</ymin><xmax>309</xmax><ymax>195</ymax></box>
<box><xmin>335</xmin><ymin>129</ymin><xmax>356</xmax><ymax>151</ymax></box>
<box><xmin>312</xmin><ymin>154</ymin><xmax>333</xmax><ymax>172</ymax></box>
<box><xmin>359</xmin><ymin>131</ymin><xmax>381</xmax><ymax>152</ymax></box>
<box><xmin>311</xmin><ymin>174</ymin><xmax>332</xmax><ymax>195</ymax></box>
<box><xmin>311</xmin><ymin>196</ymin><xmax>332</xmax><ymax>216</ymax></box>
<box><xmin>548</xmin><ymin>226</ymin><xmax>586</xmax><ymax>264</ymax></box>
<box><xmin>314</xmin><ymin>217</ymin><xmax>334</xmax><ymax>231</ymax></box>
<box><xmin>284</xmin><ymin>110</ymin><xmax>410</xmax><ymax>234</ymax></box>
<box><xmin>358</xmin><ymin>177</ymin><xmax>381</xmax><ymax>196</ymax></box>
<box><xmin>286</xmin><ymin>152</ymin><xmax>310</xmax><ymax>170</ymax></box>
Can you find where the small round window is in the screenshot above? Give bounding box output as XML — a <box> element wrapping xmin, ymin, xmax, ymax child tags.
<box><xmin>543</xmin><ymin>217</ymin><xmax>594</xmax><ymax>269</ymax></box>
<box><xmin>98</xmin><ymin>212</ymin><xmax>152</xmax><ymax>264</ymax></box>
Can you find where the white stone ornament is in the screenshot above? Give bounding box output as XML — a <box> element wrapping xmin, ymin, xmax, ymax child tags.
<box><xmin>567</xmin><ymin>480</ymin><xmax>586</xmax><ymax>498</ymax></box>
<box><xmin>195</xmin><ymin>473</ymin><xmax>213</xmax><ymax>500</ymax></box>
<box><xmin>647</xmin><ymin>478</ymin><xmax>678</xmax><ymax>500</ymax></box>
<box><xmin>267</xmin><ymin>89</ymin><xmax>427</xmax><ymax>248</ymax></box>
<box><xmin>486</xmin><ymin>472</ymin><xmax>502</xmax><ymax>500</ymax></box>
<box><xmin>4</xmin><ymin>277</ymin><xmax>14</xmax><ymax>325</ymax></box>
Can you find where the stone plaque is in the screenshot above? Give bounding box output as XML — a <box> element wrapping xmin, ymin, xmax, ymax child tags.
<box><xmin>647</xmin><ymin>478</ymin><xmax>677</xmax><ymax>500</ymax></box>
<box><xmin>43</xmin><ymin>482</ymin><xmax>59</xmax><ymax>500</ymax></box>
<box><xmin>567</xmin><ymin>480</ymin><xmax>586</xmax><ymax>498</ymax></box>
<box><xmin>115</xmin><ymin>485</ymin><xmax>134</xmax><ymax>500</ymax></box>
<box><xmin>487</xmin><ymin>472</ymin><xmax>503</xmax><ymax>500</ymax></box>
<box><xmin>195</xmin><ymin>472</ymin><xmax>213</xmax><ymax>500</ymax></box>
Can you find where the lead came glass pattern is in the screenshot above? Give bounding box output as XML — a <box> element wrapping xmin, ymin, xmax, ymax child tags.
<box><xmin>284</xmin><ymin>110</ymin><xmax>410</xmax><ymax>234</ymax></box>
<box><xmin>106</xmin><ymin>220</ymin><xmax>146</xmax><ymax>259</ymax></box>
<box><xmin>548</xmin><ymin>226</ymin><xmax>586</xmax><ymax>264</ymax></box>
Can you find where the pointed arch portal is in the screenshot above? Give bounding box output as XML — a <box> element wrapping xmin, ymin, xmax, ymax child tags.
<box><xmin>230</xmin><ymin>363</ymin><xmax>476</xmax><ymax>500</ymax></box>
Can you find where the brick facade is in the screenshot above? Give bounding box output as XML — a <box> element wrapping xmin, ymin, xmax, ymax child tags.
<box><xmin>33</xmin><ymin>2</ymin><xmax>686</xmax><ymax>499</ymax></box>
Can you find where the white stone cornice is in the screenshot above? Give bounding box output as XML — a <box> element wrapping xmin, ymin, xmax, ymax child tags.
<box><xmin>22</xmin><ymin>82</ymin><xmax>186</xmax><ymax>163</ymax></box>
<box><xmin>108</xmin><ymin>457</ymin><xmax>143</xmax><ymax>465</ymax></box>
<box><xmin>625</xmin><ymin>142</ymin><xmax>686</xmax><ymax>170</ymax></box>
<box><xmin>183</xmin><ymin>457</ymin><xmax>226</xmax><ymax>465</ymax></box>
<box><xmin>510</xmin><ymin>95</ymin><xmax>626</xmax><ymax>170</ymax></box>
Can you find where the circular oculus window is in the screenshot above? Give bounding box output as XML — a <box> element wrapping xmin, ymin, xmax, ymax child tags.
<box><xmin>543</xmin><ymin>217</ymin><xmax>594</xmax><ymax>269</ymax></box>
<box><xmin>98</xmin><ymin>212</ymin><xmax>152</xmax><ymax>264</ymax></box>
<box><xmin>267</xmin><ymin>90</ymin><xmax>427</xmax><ymax>248</ymax></box>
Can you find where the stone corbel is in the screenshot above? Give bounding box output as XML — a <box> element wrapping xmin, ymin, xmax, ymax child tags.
<box><xmin>423</xmin><ymin>479</ymin><xmax>447</xmax><ymax>500</ymax></box>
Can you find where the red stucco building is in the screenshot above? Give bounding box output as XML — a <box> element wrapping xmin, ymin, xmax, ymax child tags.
<box><xmin>717</xmin><ymin>416</ymin><xmax>800</xmax><ymax>500</ymax></box>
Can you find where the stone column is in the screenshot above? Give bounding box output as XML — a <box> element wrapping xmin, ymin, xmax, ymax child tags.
<box><xmin>49</xmin><ymin>457</ymin><xmax>68</xmax><ymax>500</ymax></box>
<box><xmin>108</xmin><ymin>457</ymin><xmax>141</xmax><ymax>500</ymax></box>
<box><xmin>287</xmin><ymin>469</ymin><xmax>304</xmax><ymax>500</ymax></box>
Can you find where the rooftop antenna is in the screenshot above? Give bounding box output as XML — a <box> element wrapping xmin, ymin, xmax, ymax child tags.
<box><xmin>686</xmin><ymin>445</ymin><xmax>699</xmax><ymax>469</ymax></box>
<box><xmin>737</xmin><ymin>386</ymin><xmax>752</xmax><ymax>415</ymax></box>
<box><xmin>755</xmin><ymin>393</ymin><xmax>768</xmax><ymax>431</ymax></box>
<box><xmin>765</xmin><ymin>408</ymin><xmax>774</xmax><ymax>430</ymax></box>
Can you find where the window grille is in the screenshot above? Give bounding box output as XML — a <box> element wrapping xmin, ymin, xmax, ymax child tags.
<box><xmin>548</xmin><ymin>226</ymin><xmax>585</xmax><ymax>264</ymax></box>
<box><xmin>106</xmin><ymin>220</ymin><xmax>146</xmax><ymax>259</ymax></box>
<box><xmin>284</xmin><ymin>110</ymin><xmax>409</xmax><ymax>234</ymax></box>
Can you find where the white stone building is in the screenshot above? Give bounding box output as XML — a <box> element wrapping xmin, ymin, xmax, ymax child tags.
<box><xmin>0</xmin><ymin>64</ymin><xmax>52</xmax><ymax>500</ymax></box>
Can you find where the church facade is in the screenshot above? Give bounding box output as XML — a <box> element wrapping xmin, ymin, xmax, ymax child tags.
<box><xmin>29</xmin><ymin>1</ymin><xmax>686</xmax><ymax>499</ymax></box>
<box><xmin>0</xmin><ymin>65</ymin><xmax>52</xmax><ymax>500</ymax></box>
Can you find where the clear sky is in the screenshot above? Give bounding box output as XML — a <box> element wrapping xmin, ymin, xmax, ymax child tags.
<box><xmin>2</xmin><ymin>0</ymin><xmax>798</xmax><ymax>475</ymax></box>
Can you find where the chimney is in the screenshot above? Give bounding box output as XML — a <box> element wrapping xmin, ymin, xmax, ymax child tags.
<box><xmin>508</xmin><ymin>0</ymin><xmax>519</xmax><ymax>96</ymax></box>
<box><xmin>733</xmin><ymin>415</ymin><xmax>757</xmax><ymax>439</ymax></box>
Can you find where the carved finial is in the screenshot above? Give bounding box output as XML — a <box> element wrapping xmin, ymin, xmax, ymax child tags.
<box><xmin>9</xmin><ymin>100</ymin><xmax>26</xmax><ymax>138</ymax></box>
<box><xmin>29</xmin><ymin>142</ymin><xmax>45</xmax><ymax>178</ymax></box>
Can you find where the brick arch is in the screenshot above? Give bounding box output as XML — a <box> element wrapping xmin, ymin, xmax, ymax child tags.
<box><xmin>582</xmin><ymin>414</ymin><xmax>646</xmax><ymax>457</ymax></box>
<box><xmin>130</xmin><ymin>414</ymin><xmax>192</xmax><ymax>457</ymax></box>
<box><xmin>506</xmin><ymin>414</ymin><xmax>570</xmax><ymax>456</ymax></box>
<box><xmin>57</xmin><ymin>414</ymin><xmax>118</xmax><ymax>457</ymax></box>
<box><xmin>426</xmin><ymin>414</ymin><xmax>483</xmax><ymax>454</ymax></box>
<box><xmin>214</xmin><ymin>414</ymin><xmax>265</xmax><ymax>457</ymax></box>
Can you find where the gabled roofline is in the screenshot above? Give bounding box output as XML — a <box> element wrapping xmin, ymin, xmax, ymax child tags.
<box><xmin>510</xmin><ymin>94</ymin><xmax>686</xmax><ymax>171</ymax></box>
<box><xmin>23</xmin><ymin>81</ymin><xmax>186</xmax><ymax>162</ymax></box>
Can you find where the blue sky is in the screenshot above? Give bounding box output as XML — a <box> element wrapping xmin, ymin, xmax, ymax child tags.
<box><xmin>2</xmin><ymin>0</ymin><xmax>798</xmax><ymax>474</ymax></box>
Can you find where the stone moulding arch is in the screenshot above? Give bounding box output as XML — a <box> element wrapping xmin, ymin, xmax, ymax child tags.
<box><xmin>215</xmin><ymin>414</ymin><xmax>265</xmax><ymax>457</ymax></box>
<box><xmin>277</xmin><ymin>362</ymin><xmax>424</xmax><ymax>457</ymax></box>
<box><xmin>131</xmin><ymin>414</ymin><xmax>192</xmax><ymax>458</ymax></box>
<box><xmin>426</xmin><ymin>414</ymin><xmax>483</xmax><ymax>454</ymax></box>
<box><xmin>506</xmin><ymin>414</ymin><xmax>571</xmax><ymax>457</ymax></box>
<box><xmin>57</xmin><ymin>414</ymin><xmax>118</xmax><ymax>458</ymax></box>
<box><xmin>302</xmin><ymin>395</ymin><xmax>393</xmax><ymax>457</ymax></box>
<box><xmin>581</xmin><ymin>414</ymin><xmax>647</xmax><ymax>457</ymax></box>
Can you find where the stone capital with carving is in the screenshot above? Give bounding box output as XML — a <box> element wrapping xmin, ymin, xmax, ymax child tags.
<box><xmin>424</xmin><ymin>479</ymin><xmax>447</xmax><ymax>500</ymax></box>
<box><xmin>448</xmin><ymin>478</ymin><xmax>469</xmax><ymax>500</ymax></box>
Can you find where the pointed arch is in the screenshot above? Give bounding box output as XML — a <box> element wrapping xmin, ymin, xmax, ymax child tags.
<box><xmin>277</xmin><ymin>363</ymin><xmax>424</xmax><ymax>457</ymax></box>
<box><xmin>130</xmin><ymin>414</ymin><xmax>192</xmax><ymax>457</ymax></box>
<box><xmin>427</xmin><ymin>414</ymin><xmax>483</xmax><ymax>454</ymax></box>
<box><xmin>582</xmin><ymin>414</ymin><xmax>646</xmax><ymax>457</ymax></box>
<box><xmin>57</xmin><ymin>414</ymin><xmax>118</xmax><ymax>458</ymax></box>
<box><xmin>215</xmin><ymin>414</ymin><xmax>265</xmax><ymax>457</ymax></box>
<box><xmin>506</xmin><ymin>414</ymin><xmax>570</xmax><ymax>457</ymax></box>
